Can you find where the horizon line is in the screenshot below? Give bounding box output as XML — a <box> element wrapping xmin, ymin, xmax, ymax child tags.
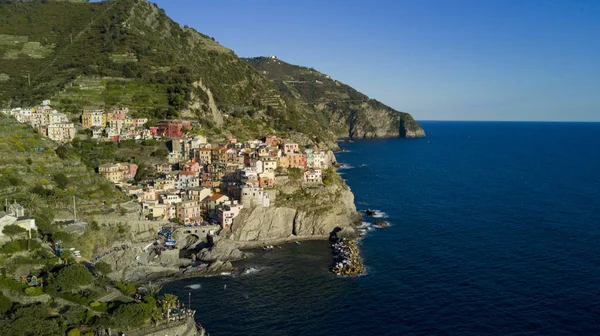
<box><xmin>417</xmin><ymin>119</ymin><xmax>600</xmax><ymax>123</ymax></box>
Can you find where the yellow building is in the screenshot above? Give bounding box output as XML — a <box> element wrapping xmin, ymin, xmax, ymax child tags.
<box><xmin>98</xmin><ymin>163</ymin><xmax>123</xmax><ymax>183</ymax></box>
<box><xmin>82</xmin><ymin>109</ymin><xmax>106</xmax><ymax>128</ymax></box>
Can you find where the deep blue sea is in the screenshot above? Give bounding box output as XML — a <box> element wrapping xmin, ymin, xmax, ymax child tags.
<box><xmin>163</xmin><ymin>121</ymin><xmax>600</xmax><ymax>335</ymax></box>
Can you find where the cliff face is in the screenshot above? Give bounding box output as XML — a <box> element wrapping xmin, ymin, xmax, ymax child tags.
<box><xmin>225</xmin><ymin>174</ymin><xmax>362</xmax><ymax>243</ymax></box>
<box><xmin>244</xmin><ymin>57</ymin><xmax>426</xmax><ymax>139</ymax></box>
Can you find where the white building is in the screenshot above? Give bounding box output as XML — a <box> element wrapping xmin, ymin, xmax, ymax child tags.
<box><xmin>303</xmin><ymin>169</ymin><xmax>323</xmax><ymax>184</ymax></box>
<box><xmin>240</xmin><ymin>187</ymin><xmax>270</xmax><ymax>207</ymax></box>
<box><xmin>47</xmin><ymin>123</ymin><xmax>75</xmax><ymax>142</ymax></box>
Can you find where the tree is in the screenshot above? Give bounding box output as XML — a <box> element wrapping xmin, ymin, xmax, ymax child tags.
<box><xmin>53</xmin><ymin>172</ymin><xmax>68</xmax><ymax>189</ymax></box>
<box><xmin>140</xmin><ymin>282</ymin><xmax>161</xmax><ymax>297</ymax></box>
<box><xmin>160</xmin><ymin>294</ymin><xmax>177</xmax><ymax>323</ymax></box>
<box><xmin>2</xmin><ymin>224</ymin><xmax>26</xmax><ymax>242</ymax></box>
<box><xmin>133</xmin><ymin>164</ymin><xmax>146</xmax><ymax>183</ymax></box>
<box><xmin>55</xmin><ymin>145</ymin><xmax>69</xmax><ymax>160</ymax></box>
<box><xmin>0</xmin><ymin>292</ymin><xmax>13</xmax><ymax>315</ymax></box>
<box><xmin>22</xmin><ymin>193</ymin><xmax>42</xmax><ymax>216</ymax></box>
<box><xmin>54</xmin><ymin>264</ymin><xmax>93</xmax><ymax>292</ymax></box>
<box><xmin>0</xmin><ymin>303</ymin><xmax>65</xmax><ymax>336</ymax></box>
<box><xmin>94</xmin><ymin>261</ymin><xmax>112</xmax><ymax>276</ymax></box>
<box><xmin>109</xmin><ymin>303</ymin><xmax>151</xmax><ymax>330</ymax></box>
<box><xmin>52</xmin><ymin>231</ymin><xmax>74</xmax><ymax>245</ymax></box>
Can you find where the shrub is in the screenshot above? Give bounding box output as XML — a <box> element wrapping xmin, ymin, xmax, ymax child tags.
<box><xmin>24</xmin><ymin>286</ymin><xmax>44</xmax><ymax>296</ymax></box>
<box><xmin>89</xmin><ymin>301</ymin><xmax>109</xmax><ymax>312</ymax></box>
<box><xmin>0</xmin><ymin>276</ymin><xmax>27</xmax><ymax>291</ymax></box>
<box><xmin>115</xmin><ymin>281</ymin><xmax>136</xmax><ymax>296</ymax></box>
<box><xmin>67</xmin><ymin>328</ymin><xmax>81</xmax><ymax>336</ymax></box>
<box><xmin>53</xmin><ymin>172</ymin><xmax>69</xmax><ymax>189</ymax></box>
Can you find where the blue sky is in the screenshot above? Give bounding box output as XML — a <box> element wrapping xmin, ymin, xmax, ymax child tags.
<box><xmin>151</xmin><ymin>0</ymin><xmax>600</xmax><ymax>121</ymax></box>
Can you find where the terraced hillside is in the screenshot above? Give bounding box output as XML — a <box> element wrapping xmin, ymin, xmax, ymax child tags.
<box><xmin>245</xmin><ymin>56</ymin><xmax>426</xmax><ymax>138</ymax></box>
<box><xmin>0</xmin><ymin>0</ymin><xmax>423</xmax><ymax>142</ymax></box>
<box><xmin>0</xmin><ymin>114</ymin><xmax>125</xmax><ymax>219</ymax></box>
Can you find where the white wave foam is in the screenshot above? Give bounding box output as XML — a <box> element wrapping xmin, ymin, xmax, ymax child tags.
<box><xmin>337</xmin><ymin>163</ymin><xmax>354</xmax><ymax>170</ymax></box>
<box><xmin>372</xmin><ymin>210</ymin><xmax>388</xmax><ymax>218</ymax></box>
<box><xmin>243</xmin><ymin>267</ymin><xmax>261</xmax><ymax>275</ymax></box>
<box><xmin>357</xmin><ymin>222</ymin><xmax>371</xmax><ymax>229</ymax></box>
<box><xmin>185</xmin><ymin>284</ymin><xmax>202</xmax><ymax>290</ymax></box>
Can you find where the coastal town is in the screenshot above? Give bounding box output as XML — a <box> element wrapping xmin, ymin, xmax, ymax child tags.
<box><xmin>0</xmin><ymin>100</ymin><xmax>367</xmax><ymax>335</ymax></box>
<box><xmin>1</xmin><ymin>101</ymin><xmax>333</xmax><ymax>230</ymax></box>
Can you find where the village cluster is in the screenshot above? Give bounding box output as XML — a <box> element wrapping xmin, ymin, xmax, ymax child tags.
<box><xmin>1</xmin><ymin>102</ymin><xmax>332</xmax><ymax>230</ymax></box>
<box><xmin>1</xmin><ymin>101</ymin><xmax>153</xmax><ymax>142</ymax></box>
<box><xmin>111</xmin><ymin>130</ymin><xmax>332</xmax><ymax>229</ymax></box>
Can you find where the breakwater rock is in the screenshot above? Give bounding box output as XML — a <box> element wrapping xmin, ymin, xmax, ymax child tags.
<box><xmin>330</xmin><ymin>237</ymin><xmax>364</xmax><ymax>276</ymax></box>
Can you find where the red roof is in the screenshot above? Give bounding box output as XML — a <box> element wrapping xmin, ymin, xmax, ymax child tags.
<box><xmin>208</xmin><ymin>193</ymin><xmax>226</xmax><ymax>201</ymax></box>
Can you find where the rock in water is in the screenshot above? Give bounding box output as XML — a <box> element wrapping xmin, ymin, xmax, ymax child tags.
<box><xmin>375</xmin><ymin>219</ymin><xmax>389</xmax><ymax>228</ymax></box>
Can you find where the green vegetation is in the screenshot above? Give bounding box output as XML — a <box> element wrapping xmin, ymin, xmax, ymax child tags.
<box><xmin>54</xmin><ymin>264</ymin><xmax>93</xmax><ymax>291</ymax></box>
<box><xmin>2</xmin><ymin>224</ymin><xmax>26</xmax><ymax>241</ymax></box>
<box><xmin>0</xmin><ymin>0</ymin><xmax>372</xmax><ymax>143</ymax></box>
<box><xmin>0</xmin><ymin>116</ymin><xmax>126</xmax><ymax>219</ymax></box>
<box><xmin>93</xmin><ymin>261</ymin><xmax>112</xmax><ymax>276</ymax></box>
<box><xmin>245</xmin><ymin>56</ymin><xmax>425</xmax><ymax>137</ymax></box>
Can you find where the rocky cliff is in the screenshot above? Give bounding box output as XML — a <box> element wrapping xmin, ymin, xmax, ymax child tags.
<box><xmin>244</xmin><ymin>56</ymin><xmax>426</xmax><ymax>138</ymax></box>
<box><xmin>223</xmin><ymin>171</ymin><xmax>362</xmax><ymax>244</ymax></box>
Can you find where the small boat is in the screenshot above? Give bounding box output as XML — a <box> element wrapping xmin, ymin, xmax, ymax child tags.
<box><xmin>365</xmin><ymin>209</ymin><xmax>376</xmax><ymax>216</ymax></box>
<box><xmin>295</xmin><ymin>241</ymin><xmax>301</xmax><ymax>245</ymax></box>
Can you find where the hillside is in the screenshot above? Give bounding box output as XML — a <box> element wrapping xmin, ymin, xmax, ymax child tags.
<box><xmin>0</xmin><ymin>114</ymin><xmax>125</xmax><ymax>221</ymax></box>
<box><xmin>0</xmin><ymin>0</ymin><xmax>423</xmax><ymax>143</ymax></box>
<box><xmin>0</xmin><ymin>0</ymin><xmax>340</xmax><ymax>144</ymax></box>
<box><xmin>244</xmin><ymin>56</ymin><xmax>426</xmax><ymax>138</ymax></box>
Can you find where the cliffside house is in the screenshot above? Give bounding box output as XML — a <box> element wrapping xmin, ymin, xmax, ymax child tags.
<box><xmin>303</xmin><ymin>169</ymin><xmax>323</xmax><ymax>184</ymax></box>
<box><xmin>240</xmin><ymin>187</ymin><xmax>270</xmax><ymax>208</ymax></box>
<box><xmin>218</xmin><ymin>200</ymin><xmax>243</xmax><ymax>228</ymax></box>
<box><xmin>264</xmin><ymin>135</ymin><xmax>281</xmax><ymax>147</ymax></box>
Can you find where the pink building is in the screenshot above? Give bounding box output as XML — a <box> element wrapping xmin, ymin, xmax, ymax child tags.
<box><xmin>118</xmin><ymin>163</ymin><xmax>138</xmax><ymax>180</ymax></box>
<box><xmin>218</xmin><ymin>200</ymin><xmax>243</xmax><ymax>227</ymax></box>
<box><xmin>182</xmin><ymin>159</ymin><xmax>201</xmax><ymax>173</ymax></box>
<box><xmin>176</xmin><ymin>200</ymin><xmax>201</xmax><ymax>224</ymax></box>
<box><xmin>285</xmin><ymin>153</ymin><xmax>306</xmax><ymax>169</ymax></box>
<box><xmin>282</xmin><ymin>143</ymin><xmax>299</xmax><ymax>155</ymax></box>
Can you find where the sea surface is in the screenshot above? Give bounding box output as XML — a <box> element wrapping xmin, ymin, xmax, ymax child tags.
<box><xmin>163</xmin><ymin>121</ymin><xmax>600</xmax><ymax>335</ymax></box>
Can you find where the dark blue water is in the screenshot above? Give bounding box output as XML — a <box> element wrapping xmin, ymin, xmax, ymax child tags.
<box><xmin>163</xmin><ymin>122</ymin><xmax>600</xmax><ymax>335</ymax></box>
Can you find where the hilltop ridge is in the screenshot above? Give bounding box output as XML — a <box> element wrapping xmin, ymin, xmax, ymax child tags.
<box><xmin>244</xmin><ymin>56</ymin><xmax>425</xmax><ymax>138</ymax></box>
<box><xmin>0</xmin><ymin>0</ymin><xmax>424</xmax><ymax>142</ymax></box>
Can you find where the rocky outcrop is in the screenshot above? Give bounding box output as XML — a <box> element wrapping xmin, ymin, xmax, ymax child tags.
<box><xmin>197</xmin><ymin>237</ymin><xmax>246</xmax><ymax>262</ymax></box>
<box><xmin>225</xmin><ymin>179</ymin><xmax>361</xmax><ymax>243</ymax></box>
